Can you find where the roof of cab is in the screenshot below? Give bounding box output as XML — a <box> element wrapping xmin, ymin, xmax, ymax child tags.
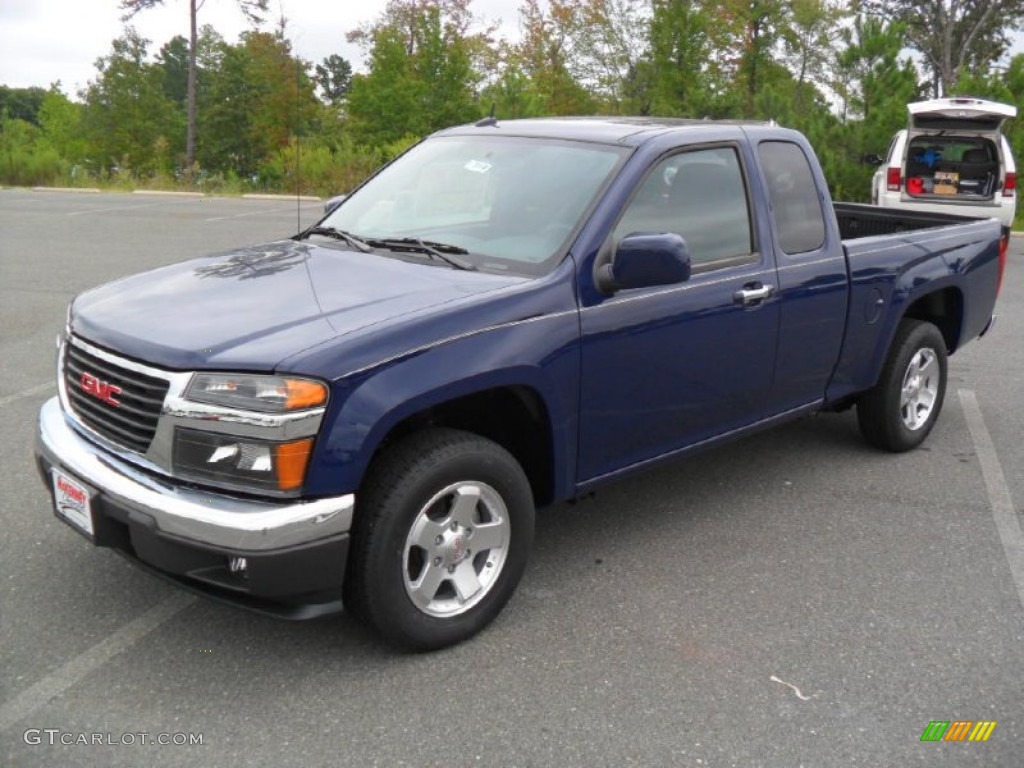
<box><xmin>435</xmin><ymin>116</ymin><xmax>775</xmax><ymax>146</ymax></box>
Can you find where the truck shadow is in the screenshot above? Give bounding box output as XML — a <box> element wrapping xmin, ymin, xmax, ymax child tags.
<box><xmin>243</xmin><ymin>411</ymin><xmax>866</xmax><ymax>646</ymax></box>
<box><xmin>118</xmin><ymin>410</ymin><xmax>880</xmax><ymax>669</ymax></box>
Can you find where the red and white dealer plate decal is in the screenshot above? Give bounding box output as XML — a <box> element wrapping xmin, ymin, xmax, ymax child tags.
<box><xmin>52</xmin><ymin>469</ymin><xmax>94</xmax><ymax>537</ymax></box>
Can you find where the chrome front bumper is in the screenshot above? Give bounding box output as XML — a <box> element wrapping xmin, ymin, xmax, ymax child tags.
<box><xmin>36</xmin><ymin>396</ymin><xmax>354</xmax><ymax>552</ymax></box>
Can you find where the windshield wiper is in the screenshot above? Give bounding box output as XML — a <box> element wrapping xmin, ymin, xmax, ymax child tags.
<box><xmin>295</xmin><ymin>226</ymin><xmax>373</xmax><ymax>253</ymax></box>
<box><xmin>363</xmin><ymin>237</ymin><xmax>477</xmax><ymax>271</ymax></box>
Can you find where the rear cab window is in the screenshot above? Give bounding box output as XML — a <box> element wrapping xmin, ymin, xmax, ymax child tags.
<box><xmin>757</xmin><ymin>141</ymin><xmax>826</xmax><ymax>254</ymax></box>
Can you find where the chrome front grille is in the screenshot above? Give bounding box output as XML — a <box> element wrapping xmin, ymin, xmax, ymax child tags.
<box><xmin>63</xmin><ymin>339</ymin><xmax>170</xmax><ymax>453</ymax></box>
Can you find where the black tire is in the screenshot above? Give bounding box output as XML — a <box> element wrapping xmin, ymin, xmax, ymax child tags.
<box><xmin>857</xmin><ymin>319</ymin><xmax>948</xmax><ymax>452</ymax></box>
<box><xmin>344</xmin><ymin>428</ymin><xmax>535</xmax><ymax>652</ymax></box>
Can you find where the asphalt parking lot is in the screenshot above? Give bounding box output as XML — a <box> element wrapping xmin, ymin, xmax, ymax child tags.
<box><xmin>1</xmin><ymin>189</ymin><xmax>1022</xmax><ymax>767</ymax></box>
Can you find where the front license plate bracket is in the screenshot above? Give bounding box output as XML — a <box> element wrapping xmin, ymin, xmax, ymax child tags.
<box><xmin>52</xmin><ymin>469</ymin><xmax>96</xmax><ymax>541</ymax></box>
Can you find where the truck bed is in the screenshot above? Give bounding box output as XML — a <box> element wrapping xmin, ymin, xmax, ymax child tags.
<box><xmin>834</xmin><ymin>201</ymin><xmax>994</xmax><ymax>240</ymax></box>
<box><xmin>827</xmin><ymin>204</ymin><xmax>1003</xmax><ymax>403</ymax></box>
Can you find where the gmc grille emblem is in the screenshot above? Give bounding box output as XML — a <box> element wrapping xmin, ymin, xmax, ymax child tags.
<box><xmin>80</xmin><ymin>372</ymin><xmax>122</xmax><ymax>406</ymax></box>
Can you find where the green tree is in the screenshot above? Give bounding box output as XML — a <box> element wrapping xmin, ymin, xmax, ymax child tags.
<box><xmin>347</xmin><ymin>26</ymin><xmax>421</xmax><ymax>144</ymax></box>
<box><xmin>37</xmin><ymin>87</ymin><xmax>88</xmax><ymax>166</ymax></box>
<box><xmin>81</xmin><ymin>28</ymin><xmax>181</xmax><ymax>176</ymax></box>
<box><xmin>508</xmin><ymin>0</ymin><xmax>597</xmax><ymax>115</ymax></box>
<box><xmin>347</xmin><ymin>2</ymin><xmax>483</xmax><ymax>144</ymax></box>
<box><xmin>315</xmin><ymin>54</ymin><xmax>353</xmax><ymax>105</ymax></box>
<box><xmin>713</xmin><ymin>0</ymin><xmax>792</xmax><ymax>117</ymax></box>
<box><xmin>644</xmin><ymin>0</ymin><xmax>717</xmax><ymax>117</ymax></box>
<box><xmin>197</xmin><ymin>30</ymin><xmax>318</xmax><ymax>177</ymax></box>
<box><xmin>957</xmin><ymin>54</ymin><xmax>1024</xmax><ymax>181</ymax></box>
<box><xmin>552</xmin><ymin>0</ymin><xmax>649</xmax><ymax>112</ymax></box>
<box><xmin>825</xmin><ymin>15</ymin><xmax>920</xmax><ymax>200</ymax></box>
<box><xmin>863</xmin><ymin>0</ymin><xmax>1024</xmax><ymax>95</ymax></box>
<box><xmin>120</xmin><ymin>0</ymin><xmax>269</xmax><ymax>173</ymax></box>
<box><xmin>0</xmin><ymin>86</ymin><xmax>49</xmax><ymax>125</ymax></box>
<box><xmin>156</xmin><ymin>35</ymin><xmax>190</xmax><ymax>106</ymax></box>
<box><xmin>783</xmin><ymin>0</ymin><xmax>849</xmax><ymax>114</ymax></box>
<box><xmin>836</xmin><ymin>15</ymin><xmax>919</xmax><ymax>128</ymax></box>
<box><xmin>0</xmin><ymin>113</ymin><xmax>65</xmax><ymax>185</ymax></box>
<box><xmin>480</xmin><ymin>43</ymin><xmax>547</xmax><ymax>118</ymax></box>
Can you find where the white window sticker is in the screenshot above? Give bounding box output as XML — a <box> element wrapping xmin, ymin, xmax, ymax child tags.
<box><xmin>464</xmin><ymin>160</ymin><xmax>492</xmax><ymax>174</ymax></box>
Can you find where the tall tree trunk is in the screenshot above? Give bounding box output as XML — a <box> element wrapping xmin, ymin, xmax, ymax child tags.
<box><xmin>186</xmin><ymin>0</ymin><xmax>197</xmax><ymax>174</ymax></box>
<box><xmin>747</xmin><ymin>20</ymin><xmax>760</xmax><ymax>118</ymax></box>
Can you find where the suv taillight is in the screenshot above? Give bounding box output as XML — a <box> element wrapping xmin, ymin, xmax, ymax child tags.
<box><xmin>1003</xmin><ymin>171</ymin><xmax>1016</xmax><ymax>197</ymax></box>
<box><xmin>886</xmin><ymin>167</ymin><xmax>901</xmax><ymax>192</ymax></box>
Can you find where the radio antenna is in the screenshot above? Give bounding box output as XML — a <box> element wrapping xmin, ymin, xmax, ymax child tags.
<box><xmin>280</xmin><ymin>1</ymin><xmax>301</xmax><ymax>234</ymax></box>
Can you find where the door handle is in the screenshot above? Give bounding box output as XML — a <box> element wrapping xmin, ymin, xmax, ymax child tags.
<box><xmin>733</xmin><ymin>283</ymin><xmax>775</xmax><ymax>306</ymax></box>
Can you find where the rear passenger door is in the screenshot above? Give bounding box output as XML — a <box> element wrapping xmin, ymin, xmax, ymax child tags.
<box><xmin>756</xmin><ymin>140</ymin><xmax>848</xmax><ymax>411</ymax></box>
<box><xmin>577</xmin><ymin>144</ymin><xmax>781</xmax><ymax>482</ymax></box>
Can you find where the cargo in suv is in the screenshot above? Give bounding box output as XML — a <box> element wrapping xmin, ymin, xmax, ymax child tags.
<box><xmin>871</xmin><ymin>97</ymin><xmax>1017</xmax><ymax>228</ymax></box>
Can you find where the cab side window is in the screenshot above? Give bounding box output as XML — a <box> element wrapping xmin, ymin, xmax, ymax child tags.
<box><xmin>758</xmin><ymin>141</ymin><xmax>826</xmax><ymax>254</ymax></box>
<box><xmin>613</xmin><ymin>147</ymin><xmax>754</xmax><ymax>268</ymax></box>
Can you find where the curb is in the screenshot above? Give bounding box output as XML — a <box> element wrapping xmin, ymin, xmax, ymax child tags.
<box><xmin>32</xmin><ymin>186</ymin><xmax>101</xmax><ymax>193</ymax></box>
<box><xmin>242</xmin><ymin>193</ymin><xmax>321</xmax><ymax>202</ymax></box>
<box><xmin>1011</xmin><ymin>230</ymin><xmax>1024</xmax><ymax>237</ymax></box>
<box><xmin>132</xmin><ymin>190</ymin><xmax>206</xmax><ymax>197</ymax></box>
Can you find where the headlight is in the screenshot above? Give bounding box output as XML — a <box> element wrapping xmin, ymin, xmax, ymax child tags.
<box><xmin>173</xmin><ymin>428</ymin><xmax>314</xmax><ymax>493</ymax></box>
<box><xmin>185</xmin><ymin>373</ymin><xmax>327</xmax><ymax>412</ymax></box>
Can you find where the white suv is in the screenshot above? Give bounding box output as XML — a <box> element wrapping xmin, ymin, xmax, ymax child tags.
<box><xmin>871</xmin><ymin>97</ymin><xmax>1017</xmax><ymax>228</ymax></box>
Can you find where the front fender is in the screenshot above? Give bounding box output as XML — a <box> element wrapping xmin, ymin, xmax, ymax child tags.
<box><xmin>303</xmin><ymin>311</ymin><xmax>580</xmax><ymax>502</ymax></box>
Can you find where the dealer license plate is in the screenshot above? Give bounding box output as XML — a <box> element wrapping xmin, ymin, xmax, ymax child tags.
<box><xmin>52</xmin><ymin>469</ymin><xmax>95</xmax><ymax>538</ymax></box>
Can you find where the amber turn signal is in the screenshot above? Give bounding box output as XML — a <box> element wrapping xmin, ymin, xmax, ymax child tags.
<box><xmin>284</xmin><ymin>379</ymin><xmax>328</xmax><ymax>410</ymax></box>
<box><xmin>275</xmin><ymin>438</ymin><xmax>314</xmax><ymax>490</ymax></box>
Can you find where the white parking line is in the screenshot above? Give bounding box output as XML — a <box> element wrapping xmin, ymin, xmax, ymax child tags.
<box><xmin>959</xmin><ymin>389</ymin><xmax>1024</xmax><ymax>611</ymax></box>
<box><xmin>0</xmin><ymin>593</ymin><xmax>195</xmax><ymax>732</ymax></box>
<box><xmin>0</xmin><ymin>382</ymin><xmax>54</xmax><ymax>408</ymax></box>
<box><xmin>67</xmin><ymin>202</ymin><xmax>161</xmax><ymax>217</ymax></box>
<box><xmin>205</xmin><ymin>203</ymin><xmax>320</xmax><ymax>222</ymax></box>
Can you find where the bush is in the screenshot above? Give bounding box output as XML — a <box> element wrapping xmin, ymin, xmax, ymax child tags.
<box><xmin>0</xmin><ymin>144</ymin><xmax>66</xmax><ymax>186</ymax></box>
<box><xmin>0</xmin><ymin>116</ymin><xmax>68</xmax><ymax>186</ymax></box>
<box><xmin>260</xmin><ymin>136</ymin><xmax>397</xmax><ymax>197</ymax></box>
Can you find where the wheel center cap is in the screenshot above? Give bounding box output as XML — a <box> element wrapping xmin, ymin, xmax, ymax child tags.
<box><xmin>442</xmin><ymin>530</ymin><xmax>468</xmax><ymax>567</ymax></box>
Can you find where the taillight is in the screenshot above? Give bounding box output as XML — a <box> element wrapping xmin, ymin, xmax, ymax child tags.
<box><xmin>1003</xmin><ymin>171</ymin><xmax>1016</xmax><ymax>197</ymax></box>
<box><xmin>996</xmin><ymin>233</ymin><xmax>1008</xmax><ymax>298</ymax></box>
<box><xmin>886</xmin><ymin>167</ymin><xmax>901</xmax><ymax>192</ymax></box>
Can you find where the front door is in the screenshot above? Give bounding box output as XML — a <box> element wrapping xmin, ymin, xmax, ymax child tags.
<box><xmin>577</xmin><ymin>144</ymin><xmax>781</xmax><ymax>482</ymax></box>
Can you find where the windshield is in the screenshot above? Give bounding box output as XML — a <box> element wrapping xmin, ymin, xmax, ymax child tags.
<box><xmin>321</xmin><ymin>135</ymin><xmax>626</xmax><ymax>275</ymax></box>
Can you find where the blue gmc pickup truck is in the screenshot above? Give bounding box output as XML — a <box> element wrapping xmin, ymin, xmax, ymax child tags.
<box><xmin>36</xmin><ymin>118</ymin><xmax>1007</xmax><ymax>650</ymax></box>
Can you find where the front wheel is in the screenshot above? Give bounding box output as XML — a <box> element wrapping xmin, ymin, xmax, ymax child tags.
<box><xmin>344</xmin><ymin>428</ymin><xmax>535</xmax><ymax>651</ymax></box>
<box><xmin>857</xmin><ymin>319</ymin><xmax>948</xmax><ymax>452</ymax></box>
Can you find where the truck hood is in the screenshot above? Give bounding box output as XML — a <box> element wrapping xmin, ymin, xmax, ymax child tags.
<box><xmin>71</xmin><ymin>239</ymin><xmax>526</xmax><ymax>371</ymax></box>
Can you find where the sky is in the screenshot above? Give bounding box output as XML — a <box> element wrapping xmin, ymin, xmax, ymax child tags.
<box><xmin>0</xmin><ymin>0</ymin><xmax>524</xmax><ymax>96</ymax></box>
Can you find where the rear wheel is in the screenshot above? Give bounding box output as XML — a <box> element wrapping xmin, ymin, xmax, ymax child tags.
<box><xmin>344</xmin><ymin>428</ymin><xmax>535</xmax><ymax>651</ymax></box>
<box><xmin>857</xmin><ymin>319</ymin><xmax>947</xmax><ymax>452</ymax></box>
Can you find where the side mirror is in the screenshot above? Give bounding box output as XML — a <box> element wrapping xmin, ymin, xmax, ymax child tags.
<box><xmin>324</xmin><ymin>194</ymin><xmax>346</xmax><ymax>214</ymax></box>
<box><xmin>862</xmin><ymin>153</ymin><xmax>884</xmax><ymax>167</ymax></box>
<box><xmin>596</xmin><ymin>232</ymin><xmax>692</xmax><ymax>293</ymax></box>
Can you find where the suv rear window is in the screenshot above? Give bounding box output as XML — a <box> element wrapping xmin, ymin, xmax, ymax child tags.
<box><xmin>905</xmin><ymin>136</ymin><xmax>1001</xmax><ymax>198</ymax></box>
